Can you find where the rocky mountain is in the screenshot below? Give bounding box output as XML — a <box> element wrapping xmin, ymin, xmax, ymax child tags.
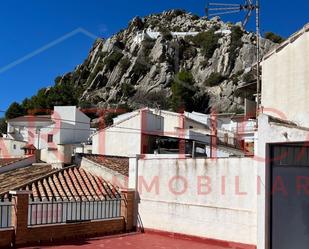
<box><xmin>31</xmin><ymin>10</ymin><xmax>277</xmax><ymax>114</ymax></box>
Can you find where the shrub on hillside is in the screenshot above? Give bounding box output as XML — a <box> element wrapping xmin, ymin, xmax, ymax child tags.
<box><xmin>264</xmin><ymin>32</ymin><xmax>285</xmax><ymax>44</ymax></box>
<box><xmin>205</xmin><ymin>72</ymin><xmax>226</xmax><ymax>87</ymax></box>
<box><xmin>121</xmin><ymin>83</ymin><xmax>136</xmax><ymax>97</ymax></box>
<box><xmin>103</xmin><ymin>51</ymin><xmax>124</xmax><ymax>71</ymax></box>
<box><xmin>119</xmin><ymin>57</ymin><xmax>131</xmax><ymax>73</ymax></box>
<box><xmin>141</xmin><ymin>37</ymin><xmax>156</xmax><ymax>56</ymax></box>
<box><xmin>171</xmin><ymin>70</ymin><xmax>196</xmax><ymax>112</ymax></box>
<box><xmin>132</xmin><ymin>58</ymin><xmax>150</xmax><ymax>76</ymax></box>
<box><xmin>243</xmin><ymin>71</ymin><xmax>255</xmax><ymax>83</ymax></box>
<box><xmin>189</xmin><ymin>29</ymin><xmax>220</xmax><ymax>59</ymax></box>
<box><xmin>229</xmin><ymin>26</ymin><xmax>244</xmax><ymax>70</ymax></box>
<box><xmin>159</xmin><ymin>27</ymin><xmax>173</xmax><ymax>41</ymax></box>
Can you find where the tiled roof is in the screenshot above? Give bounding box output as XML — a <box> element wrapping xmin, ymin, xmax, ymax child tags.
<box><xmin>0</xmin><ymin>164</ymin><xmax>120</xmax><ymax>201</ymax></box>
<box><xmin>8</xmin><ymin>115</ymin><xmax>52</xmax><ymax>123</ymax></box>
<box><xmin>21</xmin><ymin>144</ymin><xmax>36</xmax><ymax>150</ymax></box>
<box><xmin>0</xmin><ymin>158</ymin><xmax>22</xmax><ymax>168</ymax></box>
<box><xmin>0</xmin><ymin>164</ymin><xmax>57</xmax><ymax>195</ymax></box>
<box><xmin>84</xmin><ymin>155</ymin><xmax>129</xmax><ymax>176</ymax></box>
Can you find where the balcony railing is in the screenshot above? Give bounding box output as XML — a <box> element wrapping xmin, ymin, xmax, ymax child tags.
<box><xmin>0</xmin><ymin>200</ymin><xmax>13</xmax><ymax>228</ymax></box>
<box><xmin>28</xmin><ymin>197</ymin><xmax>123</xmax><ymax>226</ymax></box>
<box><xmin>217</xmin><ymin>137</ymin><xmax>244</xmax><ymax>150</ymax></box>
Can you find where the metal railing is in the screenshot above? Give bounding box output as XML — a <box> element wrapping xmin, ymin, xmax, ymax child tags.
<box><xmin>217</xmin><ymin>136</ymin><xmax>244</xmax><ymax>150</ymax></box>
<box><xmin>28</xmin><ymin>197</ymin><xmax>123</xmax><ymax>226</ymax></box>
<box><xmin>0</xmin><ymin>201</ymin><xmax>13</xmax><ymax>228</ymax></box>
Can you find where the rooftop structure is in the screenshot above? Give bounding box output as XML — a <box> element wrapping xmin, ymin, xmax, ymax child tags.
<box><xmin>6</xmin><ymin>106</ymin><xmax>91</xmax><ymax>151</ymax></box>
<box><xmin>133</xmin><ymin>29</ymin><xmax>199</xmax><ymax>43</ymax></box>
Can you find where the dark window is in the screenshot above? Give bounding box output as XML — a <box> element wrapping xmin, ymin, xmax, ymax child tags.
<box><xmin>13</xmin><ymin>144</ymin><xmax>16</xmax><ymax>150</ymax></box>
<box><xmin>48</xmin><ymin>134</ymin><xmax>53</xmax><ymax>143</ymax></box>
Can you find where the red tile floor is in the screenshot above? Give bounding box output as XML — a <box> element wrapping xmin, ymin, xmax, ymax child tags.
<box><xmin>19</xmin><ymin>232</ymin><xmax>235</xmax><ymax>249</ymax></box>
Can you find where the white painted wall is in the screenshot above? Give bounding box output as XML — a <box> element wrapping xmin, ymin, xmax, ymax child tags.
<box><xmin>92</xmin><ymin>114</ymin><xmax>142</xmax><ymax>156</ymax></box>
<box><xmin>93</xmin><ymin>109</ymin><xmax>237</xmax><ymax>157</ymax></box>
<box><xmin>7</xmin><ymin>106</ymin><xmax>91</xmax><ymax>150</ymax></box>
<box><xmin>40</xmin><ymin>144</ymin><xmax>72</xmax><ymax>166</ymax></box>
<box><xmin>185</xmin><ymin>112</ymin><xmax>256</xmax><ymax>143</ymax></box>
<box><xmin>0</xmin><ymin>138</ymin><xmax>26</xmax><ymax>158</ymax></box>
<box><xmin>7</xmin><ymin>119</ymin><xmax>53</xmax><ymax>149</ymax></box>
<box><xmin>261</xmin><ymin>27</ymin><xmax>309</xmax><ymax>126</ymax></box>
<box><xmin>134</xmin><ymin>30</ymin><xmax>199</xmax><ymax>44</ymax></box>
<box><xmin>256</xmin><ymin>114</ymin><xmax>309</xmax><ymax>249</ymax></box>
<box><xmin>55</xmin><ymin>106</ymin><xmax>91</xmax><ymax>145</ymax></box>
<box><xmin>129</xmin><ymin>156</ymin><xmax>257</xmax><ymax>245</ymax></box>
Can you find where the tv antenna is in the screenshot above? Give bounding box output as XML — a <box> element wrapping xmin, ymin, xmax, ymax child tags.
<box><xmin>206</xmin><ymin>0</ymin><xmax>261</xmax><ymax>114</ymax></box>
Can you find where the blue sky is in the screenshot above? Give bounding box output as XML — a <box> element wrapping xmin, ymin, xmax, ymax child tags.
<box><xmin>0</xmin><ymin>0</ymin><xmax>308</xmax><ymax>114</ymax></box>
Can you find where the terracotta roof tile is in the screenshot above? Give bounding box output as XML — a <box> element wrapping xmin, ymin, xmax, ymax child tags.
<box><xmin>43</xmin><ymin>178</ymin><xmax>53</xmax><ymax>200</ymax></box>
<box><xmin>0</xmin><ymin>164</ymin><xmax>57</xmax><ymax>195</ymax></box>
<box><xmin>63</xmin><ymin>170</ymin><xmax>78</xmax><ymax>198</ymax></box>
<box><xmin>85</xmin><ymin>171</ymin><xmax>105</xmax><ymax>199</ymax></box>
<box><xmin>0</xmin><ymin>164</ymin><xmax>120</xmax><ymax>201</ymax></box>
<box><xmin>37</xmin><ymin>180</ymin><xmax>46</xmax><ymax>199</ymax></box>
<box><xmin>0</xmin><ymin>158</ymin><xmax>24</xmax><ymax>168</ymax></box>
<box><xmin>53</xmin><ymin>174</ymin><xmax>66</xmax><ymax>199</ymax></box>
<box><xmin>84</xmin><ymin>155</ymin><xmax>129</xmax><ymax>176</ymax></box>
<box><xmin>21</xmin><ymin>144</ymin><xmax>36</xmax><ymax>150</ymax></box>
<box><xmin>68</xmin><ymin>168</ymin><xmax>85</xmax><ymax>200</ymax></box>
<box><xmin>73</xmin><ymin>167</ymin><xmax>90</xmax><ymax>199</ymax></box>
<box><xmin>58</xmin><ymin>171</ymin><xmax>73</xmax><ymax>199</ymax></box>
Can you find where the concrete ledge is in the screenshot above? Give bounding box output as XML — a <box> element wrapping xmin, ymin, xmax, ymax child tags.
<box><xmin>9</xmin><ymin>190</ymin><xmax>32</xmax><ymax>195</ymax></box>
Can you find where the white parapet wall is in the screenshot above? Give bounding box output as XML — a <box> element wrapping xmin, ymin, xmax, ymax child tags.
<box><xmin>129</xmin><ymin>156</ymin><xmax>258</xmax><ymax>246</ymax></box>
<box><xmin>134</xmin><ymin>29</ymin><xmax>199</xmax><ymax>44</ymax></box>
<box><xmin>40</xmin><ymin>144</ymin><xmax>72</xmax><ymax>167</ymax></box>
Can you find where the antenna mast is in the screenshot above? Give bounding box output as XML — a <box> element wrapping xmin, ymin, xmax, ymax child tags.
<box><xmin>255</xmin><ymin>0</ymin><xmax>260</xmax><ymax>113</ymax></box>
<box><xmin>206</xmin><ymin>0</ymin><xmax>261</xmax><ymax>115</ymax></box>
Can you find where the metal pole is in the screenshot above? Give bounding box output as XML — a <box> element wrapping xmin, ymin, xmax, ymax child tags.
<box><xmin>256</xmin><ymin>0</ymin><xmax>260</xmax><ymax>115</ymax></box>
<box><xmin>192</xmin><ymin>141</ymin><xmax>196</xmax><ymax>158</ymax></box>
<box><xmin>37</xmin><ymin>128</ymin><xmax>40</xmax><ymax>150</ymax></box>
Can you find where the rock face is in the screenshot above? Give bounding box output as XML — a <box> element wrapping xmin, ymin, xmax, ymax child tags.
<box><xmin>58</xmin><ymin>10</ymin><xmax>276</xmax><ymax>113</ymax></box>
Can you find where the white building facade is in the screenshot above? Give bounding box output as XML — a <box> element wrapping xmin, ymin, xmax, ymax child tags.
<box><xmin>257</xmin><ymin>23</ymin><xmax>309</xmax><ymax>249</ymax></box>
<box><xmin>7</xmin><ymin>106</ymin><xmax>91</xmax><ymax>150</ymax></box>
<box><xmin>92</xmin><ymin>108</ymin><xmax>243</xmax><ymax>158</ymax></box>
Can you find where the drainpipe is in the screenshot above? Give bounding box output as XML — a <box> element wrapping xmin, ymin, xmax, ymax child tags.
<box><xmin>132</xmin><ymin>154</ymin><xmax>141</xmax><ymax>230</ymax></box>
<box><xmin>36</xmin><ymin>128</ymin><xmax>41</xmax><ymax>150</ymax></box>
<box><xmin>192</xmin><ymin>141</ymin><xmax>196</xmax><ymax>159</ymax></box>
<box><xmin>134</xmin><ymin>154</ymin><xmax>140</xmax><ymax>192</ymax></box>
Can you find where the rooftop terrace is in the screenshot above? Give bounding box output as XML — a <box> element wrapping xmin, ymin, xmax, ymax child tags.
<box><xmin>19</xmin><ymin>232</ymin><xmax>238</xmax><ymax>249</ymax></box>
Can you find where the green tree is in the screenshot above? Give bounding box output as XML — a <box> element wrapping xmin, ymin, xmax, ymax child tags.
<box><xmin>159</xmin><ymin>27</ymin><xmax>173</xmax><ymax>41</ymax></box>
<box><xmin>0</xmin><ymin>118</ymin><xmax>7</xmax><ymax>135</ymax></box>
<box><xmin>229</xmin><ymin>26</ymin><xmax>244</xmax><ymax>71</ymax></box>
<box><xmin>119</xmin><ymin>57</ymin><xmax>131</xmax><ymax>73</ymax></box>
<box><xmin>204</xmin><ymin>72</ymin><xmax>226</xmax><ymax>87</ymax></box>
<box><xmin>5</xmin><ymin>102</ymin><xmax>25</xmax><ymax>119</ymax></box>
<box><xmin>170</xmin><ymin>71</ymin><xmax>197</xmax><ymax>112</ymax></box>
<box><xmin>104</xmin><ymin>51</ymin><xmax>123</xmax><ymax>71</ymax></box>
<box><xmin>264</xmin><ymin>32</ymin><xmax>285</xmax><ymax>44</ymax></box>
<box><xmin>189</xmin><ymin>29</ymin><xmax>220</xmax><ymax>59</ymax></box>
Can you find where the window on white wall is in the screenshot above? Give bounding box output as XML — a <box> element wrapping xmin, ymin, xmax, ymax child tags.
<box><xmin>13</xmin><ymin>144</ymin><xmax>16</xmax><ymax>150</ymax></box>
<box><xmin>48</xmin><ymin>134</ymin><xmax>53</xmax><ymax>143</ymax></box>
<box><xmin>156</xmin><ymin>116</ymin><xmax>162</xmax><ymax>130</ymax></box>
